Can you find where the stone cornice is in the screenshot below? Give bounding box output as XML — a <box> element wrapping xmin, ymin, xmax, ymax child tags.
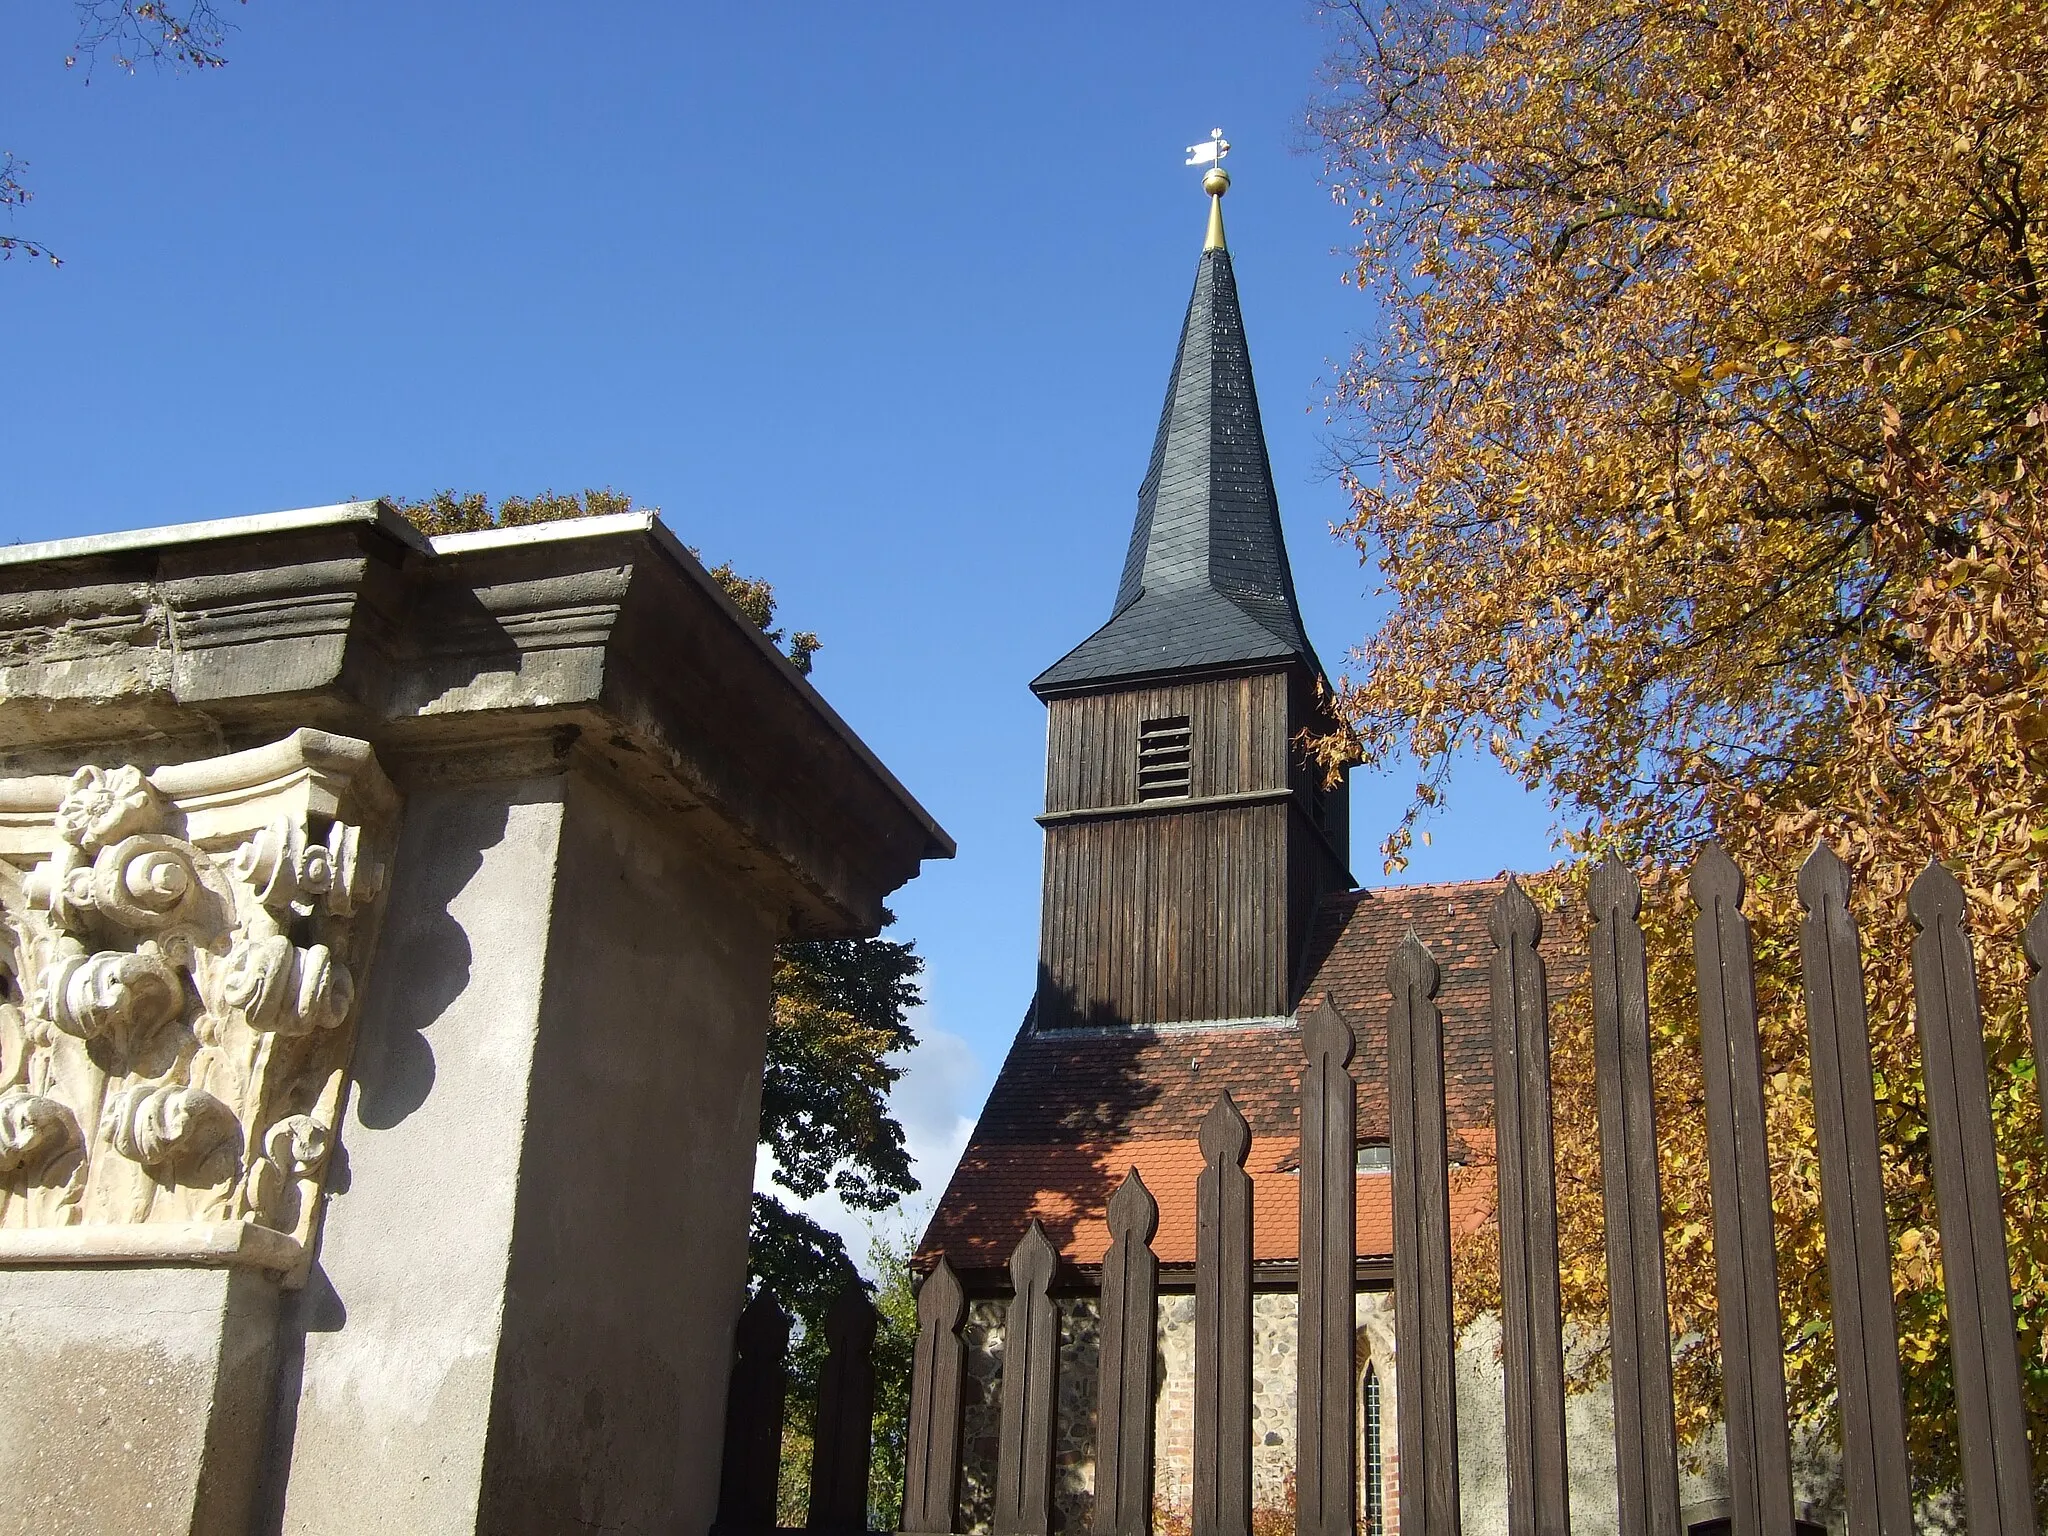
<box><xmin>0</xmin><ymin>503</ymin><xmax>952</xmax><ymax>937</ymax></box>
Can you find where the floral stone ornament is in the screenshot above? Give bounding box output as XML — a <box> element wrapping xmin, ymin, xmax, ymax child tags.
<box><xmin>0</xmin><ymin>730</ymin><xmax>397</xmax><ymax>1278</ymax></box>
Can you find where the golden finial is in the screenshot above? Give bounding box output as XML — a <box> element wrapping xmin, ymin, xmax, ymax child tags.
<box><xmin>1186</xmin><ymin>128</ymin><xmax>1231</xmax><ymax>250</ymax></box>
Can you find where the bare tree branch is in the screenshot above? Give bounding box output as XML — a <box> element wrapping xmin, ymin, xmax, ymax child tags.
<box><xmin>67</xmin><ymin>1</ymin><xmax>243</xmax><ymax>76</ymax></box>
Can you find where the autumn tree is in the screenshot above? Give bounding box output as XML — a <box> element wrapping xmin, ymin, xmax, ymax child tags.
<box><xmin>1312</xmin><ymin>0</ymin><xmax>2048</xmax><ymax>1496</ymax></box>
<box><xmin>390</xmin><ymin>489</ymin><xmax>909</xmax><ymax>1333</ymax></box>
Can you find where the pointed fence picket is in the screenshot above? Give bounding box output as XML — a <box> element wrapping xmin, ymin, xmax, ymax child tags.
<box><xmin>993</xmin><ymin>1223</ymin><xmax>1062</xmax><ymax>1536</ymax></box>
<box><xmin>904</xmin><ymin>1257</ymin><xmax>967</xmax><ymax>1536</ymax></box>
<box><xmin>1796</xmin><ymin>848</ymin><xmax>1915</xmax><ymax>1536</ymax></box>
<box><xmin>716</xmin><ymin>843</ymin><xmax>2047</xmax><ymax>1536</ymax></box>
<box><xmin>1488</xmin><ymin>881</ymin><xmax>1569</xmax><ymax>1536</ymax></box>
<box><xmin>715</xmin><ymin>1287</ymin><xmax>793</xmax><ymax>1535</ymax></box>
<box><xmin>1386</xmin><ymin>936</ymin><xmax>1461</xmax><ymax>1536</ymax></box>
<box><xmin>1095</xmin><ymin>1170</ymin><xmax>1160</xmax><ymax>1536</ymax></box>
<box><xmin>1910</xmin><ymin>864</ymin><xmax>2035</xmax><ymax>1536</ymax></box>
<box><xmin>1691</xmin><ymin>847</ymin><xmax>1797</xmax><ymax>1536</ymax></box>
<box><xmin>1588</xmin><ymin>855</ymin><xmax>1684</xmax><ymax>1535</ymax></box>
<box><xmin>1194</xmin><ymin>1090</ymin><xmax>1253</xmax><ymax>1536</ymax></box>
<box><xmin>809</xmin><ymin>1288</ymin><xmax>881</xmax><ymax>1533</ymax></box>
<box><xmin>1298</xmin><ymin>998</ymin><xmax>1359</xmax><ymax>1536</ymax></box>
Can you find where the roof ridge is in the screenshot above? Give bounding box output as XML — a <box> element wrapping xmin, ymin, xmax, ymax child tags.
<box><xmin>1360</xmin><ymin>874</ymin><xmax>1518</xmax><ymax>896</ymax></box>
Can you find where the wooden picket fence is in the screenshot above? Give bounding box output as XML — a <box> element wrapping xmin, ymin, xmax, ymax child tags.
<box><xmin>720</xmin><ymin>848</ymin><xmax>2044</xmax><ymax>1536</ymax></box>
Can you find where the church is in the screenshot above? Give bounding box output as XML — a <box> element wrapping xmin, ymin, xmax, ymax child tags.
<box><xmin>919</xmin><ymin>152</ymin><xmax>1532</xmax><ymax>1534</ymax></box>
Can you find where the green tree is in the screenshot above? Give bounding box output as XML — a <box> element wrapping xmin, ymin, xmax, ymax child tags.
<box><xmin>864</xmin><ymin>1225</ymin><xmax>919</xmax><ymax>1531</ymax></box>
<box><xmin>1312</xmin><ymin>0</ymin><xmax>2048</xmax><ymax>1494</ymax></box>
<box><xmin>390</xmin><ymin>488</ymin><xmax>917</xmax><ymax>1335</ymax></box>
<box><xmin>772</xmin><ymin>1224</ymin><xmax>920</xmax><ymax>1531</ymax></box>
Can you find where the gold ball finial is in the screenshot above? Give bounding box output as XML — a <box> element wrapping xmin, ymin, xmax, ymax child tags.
<box><xmin>1189</xmin><ymin>129</ymin><xmax>1233</xmax><ymax>250</ymax></box>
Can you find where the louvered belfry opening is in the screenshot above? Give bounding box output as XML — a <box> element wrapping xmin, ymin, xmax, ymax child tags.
<box><xmin>1135</xmin><ymin>715</ymin><xmax>1193</xmax><ymax>801</ymax></box>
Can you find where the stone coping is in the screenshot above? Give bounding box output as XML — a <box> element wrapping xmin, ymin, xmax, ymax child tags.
<box><xmin>0</xmin><ymin>500</ymin><xmax>430</xmax><ymax>566</ymax></box>
<box><xmin>426</xmin><ymin>508</ymin><xmax>655</xmax><ymax>553</ymax></box>
<box><xmin>0</xmin><ymin>1220</ymin><xmax>305</xmax><ymax>1273</ymax></box>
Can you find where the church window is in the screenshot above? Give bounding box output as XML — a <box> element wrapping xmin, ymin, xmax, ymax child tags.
<box><xmin>1137</xmin><ymin>715</ymin><xmax>1193</xmax><ymax>800</ymax></box>
<box><xmin>1363</xmin><ymin>1362</ymin><xmax>1386</xmax><ymax>1534</ymax></box>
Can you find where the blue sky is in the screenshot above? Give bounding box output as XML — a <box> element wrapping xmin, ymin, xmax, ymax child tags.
<box><xmin>2</xmin><ymin>2</ymin><xmax>1558</xmax><ymax>1250</ymax></box>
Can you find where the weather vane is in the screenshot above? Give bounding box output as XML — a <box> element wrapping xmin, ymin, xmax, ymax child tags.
<box><xmin>1186</xmin><ymin>128</ymin><xmax>1231</xmax><ymax>185</ymax></box>
<box><xmin>1186</xmin><ymin>128</ymin><xmax>1231</xmax><ymax>249</ymax></box>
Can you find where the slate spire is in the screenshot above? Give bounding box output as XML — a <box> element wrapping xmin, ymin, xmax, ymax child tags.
<box><xmin>1033</xmin><ymin>197</ymin><xmax>1315</xmax><ymax>696</ymax></box>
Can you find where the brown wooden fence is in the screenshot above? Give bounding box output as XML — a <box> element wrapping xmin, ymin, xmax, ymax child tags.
<box><xmin>720</xmin><ymin>847</ymin><xmax>2042</xmax><ymax>1536</ymax></box>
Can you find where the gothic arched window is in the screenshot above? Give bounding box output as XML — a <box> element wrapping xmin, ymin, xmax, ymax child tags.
<box><xmin>1363</xmin><ymin>1362</ymin><xmax>1385</xmax><ymax>1534</ymax></box>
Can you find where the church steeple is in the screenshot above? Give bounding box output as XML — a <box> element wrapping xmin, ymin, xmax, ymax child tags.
<box><xmin>1033</xmin><ymin>168</ymin><xmax>1315</xmax><ymax>698</ymax></box>
<box><xmin>1029</xmin><ymin>151</ymin><xmax>1353</xmax><ymax>1032</ymax></box>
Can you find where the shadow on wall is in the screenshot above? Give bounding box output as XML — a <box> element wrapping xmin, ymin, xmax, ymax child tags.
<box><xmin>1033</xmin><ymin>963</ymin><xmax>1138</xmax><ymax>1034</ymax></box>
<box><xmin>350</xmin><ymin>789</ymin><xmax>520</xmax><ymax>1129</ymax></box>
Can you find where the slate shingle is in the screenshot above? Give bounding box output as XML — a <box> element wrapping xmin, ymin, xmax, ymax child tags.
<box><xmin>1033</xmin><ymin>247</ymin><xmax>1317</xmax><ymax>695</ymax></box>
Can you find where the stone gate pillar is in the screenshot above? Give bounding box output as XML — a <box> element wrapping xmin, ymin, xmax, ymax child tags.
<box><xmin>0</xmin><ymin>503</ymin><xmax>950</xmax><ymax>1536</ymax></box>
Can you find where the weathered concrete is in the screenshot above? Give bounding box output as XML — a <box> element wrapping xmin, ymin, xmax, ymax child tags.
<box><xmin>263</xmin><ymin>778</ymin><xmax>568</xmax><ymax>1535</ymax></box>
<box><xmin>0</xmin><ymin>1266</ymin><xmax>278</xmax><ymax>1536</ymax></box>
<box><xmin>0</xmin><ymin>501</ymin><xmax>948</xmax><ymax>937</ymax></box>
<box><xmin>0</xmin><ymin>504</ymin><xmax>951</xmax><ymax>1536</ymax></box>
<box><xmin>483</xmin><ymin>772</ymin><xmax>778</xmax><ymax>1536</ymax></box>
<box><xmin>271</xmin><ymin>769</ymin><xmax>782</xmax><ymax>1534</ymax></box>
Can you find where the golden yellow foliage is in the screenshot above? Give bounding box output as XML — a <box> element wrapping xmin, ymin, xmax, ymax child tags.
<box><xmin>1314</xmin><ymin>0</ymin><xmax>2048</xmax><ymax>1494</ymax></box>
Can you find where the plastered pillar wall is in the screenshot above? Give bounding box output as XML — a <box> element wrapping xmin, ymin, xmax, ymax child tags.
<box><xmin>0</xmin><ymin>504</ymin><xmax>952</xmax><ymax>1536</ymax></box>
<box><xmin>0</xmin><ymin>1266</ymin><xmax>279</xmax><ymax>1536</ymax></box>
<box><xmin>272</xmin><ymin>767</ymin><xmax>777</xmax><ymax>1535</ymax></box>
<box><xmin>264</xmin><ymin>776</ymin><xmax>568</xmax><ymax>1533</ymax></box>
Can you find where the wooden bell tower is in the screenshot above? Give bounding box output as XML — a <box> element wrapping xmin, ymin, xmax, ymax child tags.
<box><xmin>1030</xmin><ymin>172</ymin><xmax>1352</xmax><ymax>1029</ymax></box>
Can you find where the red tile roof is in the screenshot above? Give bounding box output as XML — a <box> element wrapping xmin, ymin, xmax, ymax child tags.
<box><xmin>919</xmin><ymin>878</ymin><xmax>1581</xmax><ymax>1276</ymax></box>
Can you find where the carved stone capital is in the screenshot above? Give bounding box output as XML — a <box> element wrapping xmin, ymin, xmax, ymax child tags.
<box><xmin>0</xmin><ymin>729</ymin><xmax>397</xmax><ymax>1280</ymax></box>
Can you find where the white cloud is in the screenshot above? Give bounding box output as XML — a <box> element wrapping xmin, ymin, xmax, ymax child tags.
<box><xmin>755</xmin><ymin>1008</ymin><xmax>989</xmax><ymax>1280</ymax></box>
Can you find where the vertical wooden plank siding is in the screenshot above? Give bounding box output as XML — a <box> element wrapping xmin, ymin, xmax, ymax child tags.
<box><xmin>1035</xmin><ymin>669</ymin><xmax>1327</xmax><ymax>1030</ymax></box>
<box><xmin>1487</xmin><ymin>882</ymin><xmax>1571</xmax><ymax>1536</ymax></box>
<box><xmin>1386</xmin><ymin>934</ymin><xmax>1461</xmax><ymax>1536</ymax></box>
<box><xmin>1296</xmin><ymin>998</ymin><xmax>1357</xmax><ymax>1536</ymax></box>
<box><xmin>1195</xmin><ymin>1091</ymin><xmax>1253</xmax><ymax>1536</ymax></box>
<box><xmin>714</xmin><ymin>1287</ymin><xmax>791</xmax><ymax>1533</ymax></box>
<box><xmin>1095</xmin><ymin>1169</ymin><xmax>1161</xmax><ymax>1536</ymax></box>
<box><xmin>903</xmin><ymin>1257</ymin><xmax>968</xmax><ymax>1534</ymax></box>
<box><xmin>1587</xmin><ymin>857</ymin><xmax>1683</xmax><ymax>1535</ymax></box>
<box><xmin>1907</xmin><ymin>863</ymin><xmax>2036</xmax><ymax>1535</ymax></box>
<box><xmin>993</xmin><ymin>1223</ymin><xmax>1061</xmax><ymax>1536</ymax></box>
<box><xmin>808</xmin><ymin>1286</ymin><xmax>881</xmax><ymax>1532</ymax></box>
<box><xmin>1795</xmin><ymin>847</ymin><xmax>1914</xmax><ymax>1536</ymax></box>
<box><xmin>1691</xmin><ymin>844</ymin><xmax>1798</xmax><ymax>1536</ymax></box>
<box><xmin>1037</xmin><ymin>804</ymin><xmax>1290</xmax><ymax>1027</ymax></box>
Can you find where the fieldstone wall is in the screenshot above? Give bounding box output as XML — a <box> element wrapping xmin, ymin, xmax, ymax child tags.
<box><xmin>960</xmin><ymin>1300</ymin><xmax>1001</xmax><ymax>1531</ymax></box>
<box><xmin>960</xmin><ymin>1298</ymin><xmax>1105</xmax><ymax>1534</ymax></box>
<box><xmin>958</xmin><ymin>1289</ymin><xmax>1401</xmax><ymax>1535</ymax></box>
